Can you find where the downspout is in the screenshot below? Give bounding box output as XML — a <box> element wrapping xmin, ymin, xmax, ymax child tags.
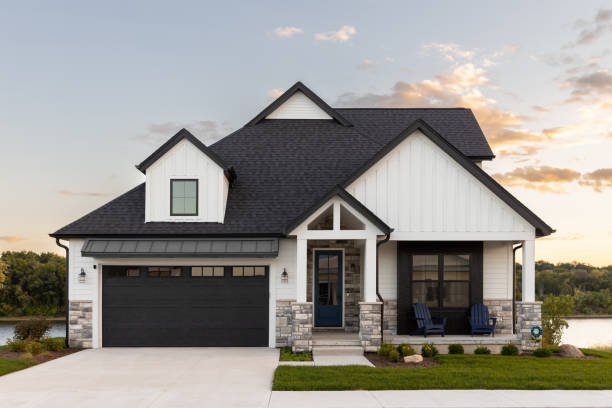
<box><xmin>512</xmin><ymin>243</ymin><xmax>523</xmax><ymax>335</ymax></box>
<box><xmin>376</xmin><ymin>232</ymin><xmax>391</xmax><ymax>342</ymax></box>
<box><xmin>55</xmin><ymin>238</ymin><xmax>69</xmax><ymax>348</ymax></box>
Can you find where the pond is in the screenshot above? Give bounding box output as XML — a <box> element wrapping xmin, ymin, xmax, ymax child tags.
<box><xmin>561</xmin><ymin>316</ymin><xmax>612</xmax><ymax>348</ymax></box>
<box><xmin>0</xmin><ymin>321</ymin><xmax>66</xmax><ymax>345</ymax></box>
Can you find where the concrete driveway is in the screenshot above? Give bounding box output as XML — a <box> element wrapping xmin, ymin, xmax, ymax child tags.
<box><xmin>0</xmin><ymin>348</ymin><xmax>279</xmax><ymax>408</ymax></box>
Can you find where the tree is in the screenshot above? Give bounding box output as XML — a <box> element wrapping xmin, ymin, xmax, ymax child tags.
<box><xmin>541</xmin><ymin>295</ymin><xmax>574</xmax><ymax>346</ymax></box>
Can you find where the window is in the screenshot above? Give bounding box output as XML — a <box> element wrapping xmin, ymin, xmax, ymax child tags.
<box><xmin>191</xmin><ymin>266</ymin><xmax>224</xmax><ymax>277</ymax></box>
<box><xmin>170</xmin><ymin>179</ymin><xmax>198</xmax><ymax>216</ymax></box>
<box><xmin>105</xmin><ymin>266</ymin><xmax>141</xmax><ymax>277</ymax></box>
<box><xmin>147</xmin><ymin>267</ymin><xmax>182</xmax><ymax>277</ymax></box>
<box><xmin>412</xmin><ymin>254</ymin><xmax>471</xmax><ymax>309</ymax></box>
<box><xmin>232</xmin><ymin>266</ymin><xmax>266</xmax><ymax>277</ymax></box>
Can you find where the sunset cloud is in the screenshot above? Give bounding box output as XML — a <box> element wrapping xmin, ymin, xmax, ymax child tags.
<box><xmin>133</xmin><ymin>120</ymin><xmax>232</xmax><ymax>145</ymax></box>
<box><xmin>356</xmin><ymin>59</ymin><xmax>379</xmax><ymax>71</ymax></box>
<box><xmin>314</xmin><ymin>25</ymin><xmax>356</xmax><ymax>43</ymax></box>
<box><xmin>273</xmin><ymin>26</ymin><xmax>303</xmax><ymax>38</ymax></box>
<box><xmin>492</xmin><ymin>166</ymin><xmax>581</xmax><ymax>193</ymax></box>
<box><xmin>579</xmin><ymin>168</ymin><xmax>612</xmax><ymax>192</ymax></box>
<box><xmin>529</xmin><ymin>105</ymin><xmax>550</xmax><ymax>113</ymax></box>
<box><xmin>570</xmin><ymin>8</ymin><xmax>612</xmax><ymax>47</ymax></box>
<box><xmin>421</xmin><ymin>42</ymin><xmax>476</xmax><ymax>62</ymax></box>
<box><xmin>0</xmin><ymin>236</ymin><xmax>24</xmax><ymax>243</ymax></box>
<box><xmin>540</xmin><ymin>232</ymin><xmax>586</xmax><ymax>241</ymax></box>
<box><xmin>57</xmin><ymin>190</ymin><xmax>109</xmax><ymax>197</ymax></box>
<box><xmin>562</xmin><ymin>70</ymin><xmax>612</xmax><ymax>103</ymax></box>
<box><xmin>267</xmin><ymin>88</ymin><xmax>284</xmax><ymax>99</ymax></box>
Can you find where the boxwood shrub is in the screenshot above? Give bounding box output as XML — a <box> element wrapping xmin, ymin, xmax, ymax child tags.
<box><xmin>448</xmin><ymin>344</ymin><xmax>464</xmax><ymax>354</ymax></box>
<box><xmin>533</xmin><ymin>347</ymin><xmax>552</xmax><ymax>358</ymax></box>
<box><xmin>501</xmin><ymin>343</ymin><xmax>519</xmax><ymax>356</ymax></box>
<box><xmin>474</xmin><ymin>346</ymin><xmax>491</xmax><ymax>355</ymax></box>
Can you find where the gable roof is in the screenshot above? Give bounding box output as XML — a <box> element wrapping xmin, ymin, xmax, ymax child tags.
<box><xmin>284</xmin><ymin>185</ymin><xmax>393</xmax><ymax>235</ymax></box>
<box><xmin>136</xmin><ymin>129</ymin><xmax>235</xmax><ymax>181</ymax></box>
<box><xmin>246</xmin><ymin>81</ymin><xmax>353</xmax><ymax>127</ymax></box>
<box><xmin>341</xmin><ymin>119</ymin><xmax>553</xmax><ymax>237</ymax></box>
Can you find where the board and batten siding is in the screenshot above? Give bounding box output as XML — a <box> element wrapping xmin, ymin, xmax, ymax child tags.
<box><xmin>378</xmin><ymin>240</ymin><xmax>397</xmax><ymax>299</ymax></box>
<box><xmin>483</xmin><ymin>241</ymin><xmax>514</xmax><ymax>299</ymax></box>
<box><xmin>346</xmin><ymin>130</ymin><xmax>535</xmax><ymax>240</ymax></box>
<box><xmin>266</xmin><ymin>91</ymin><xmax>333</xmax><ymax>120</ymax></box>
<box><xmin>145</xmin><ymin>138</ymin><xmax>229</xmax><ymax>223</ymax></box>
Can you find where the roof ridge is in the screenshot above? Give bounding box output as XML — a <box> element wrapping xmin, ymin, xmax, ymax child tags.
<box><xmin>334</xmin><ymin>107</ymin><xmax>470</xmax><ymax>110</ymax></box>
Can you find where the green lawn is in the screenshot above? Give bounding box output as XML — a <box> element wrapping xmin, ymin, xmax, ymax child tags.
<box><xmin>0</xmin><ymin>358</ymin><xmax>37</xmax><ymax>377</ymax></box>
<box><xmin>273</xmin><ymin>349</ymin><xmax>612</xmax><ymax>390</ymax></box>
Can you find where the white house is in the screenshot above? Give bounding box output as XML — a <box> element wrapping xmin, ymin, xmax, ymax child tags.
<box><xmin>51</xmin><ymin>82</ymin><xmax>553</xmax><ymax>353</ymax></box>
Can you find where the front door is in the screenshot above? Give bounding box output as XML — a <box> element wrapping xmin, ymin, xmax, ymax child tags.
<box><xmin>314</xmin><ymin>250</ymin><xmax>343</xmax><ymax>327</ymax></box>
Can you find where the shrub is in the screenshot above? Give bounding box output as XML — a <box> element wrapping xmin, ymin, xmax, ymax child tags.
<box><xmin>448</xmin><ymin>344</ymin><xmax>464</xmax><ymax>354</ymax></box>
<box><xmin>421</xmin><ymin>342</ymin><xmax>438</xmax><ymax>357</ymax></box>
<box><xmin>533</xmin><ymin>347</ymin><xmax>552</xmax><ymax>358</ymax></box>
<box><xmin>542</xmin><ymin>295</ymin><xmax>573</xmax><ymax>346</ymax></box>
<box><xmin>26</xmin><ymin>341</ymin><xmax>43</xmax><ymax>355</ymax></box>
<box><xmin>474</xmin><ymin>346</ymin><xmax>491</xmax><ymax>355</ymax></box>
<box><xmin>546</xmin><ymin>344</ymin><xmax>559</xmax><ymax>353</ymax></box>
<box><xmin>6</xmin><ymin>338</ymin><xmax>27</xmax><ymax>352</ymax></box>
<box><xmin>377</xmin><ymin>343</ymin><xmax>394</xmax><ymax>357</ymax></box>
<box><xmin>41</xmin><ymin>337</ymin><xmax>65</xmax><ymax>352</ymax></box>
<box><xmin>20</xmin><ymin>352</ymin><xmax>34</xmax><ymax>360</ymax></box>
<box><xmin>14</xmin><ymin>319</ymin><xmax>51</xmax><ymax>340</ymax></box>
<box><xmin>388</xmin><ymin>349</ymin><xmax>400</xmax><ymax>362</ymax></box>
<box><xmin>501</xmin><ymin>343</ymin><xmax>519</xmax><ymax>356</ymax></box>
<box><xmin>396</xmin><ymin>344</ymin><xmax>414</xmax><ymax>357</ymax></box>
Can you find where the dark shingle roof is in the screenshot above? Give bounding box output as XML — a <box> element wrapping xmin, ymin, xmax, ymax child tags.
<box><xmin>53</xmin><ymin>104</ymin><xmax>539</xmax><ymax>238</ymax></box>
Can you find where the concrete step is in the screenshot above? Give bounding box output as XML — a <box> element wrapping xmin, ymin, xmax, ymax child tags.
<box><xmin>312</xmin><ymin>346</ymin><xmax>364</xmax><ymax>356</ymax></box>
<box><xmin>311</xmin><ymin>339</ymin><xmax>362</xmax><ymax>347</ymax></box>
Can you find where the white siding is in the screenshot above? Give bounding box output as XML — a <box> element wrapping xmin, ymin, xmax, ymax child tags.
<box><xmin>483</xmin><ymin>241</ymin><xmax>514</xmax><ymax>299</ymax></box>
<box><xmin>346</xmin><ymin>130</ymin><xmax>535</xmax><ymax>240</ymax></box>
<box><xmin>145</xmin><ymin>139</ymin><xmax>227</xmax><ymax>223</ymax></box>
<box><xmin>378</xmin><ymin>240</ymin><xmax>397</xmax><ymax>299</ymax></box>
<box><xmin>266</xmin><ymin>91</ymin><xmax>333</xmax><ymax>120</ymax></box>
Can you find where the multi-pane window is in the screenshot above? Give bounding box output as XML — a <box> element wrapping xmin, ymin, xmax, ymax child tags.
<box><xmin>191</xmin><ymin>266</ymin><xmax>225</xmax><ymax>277</ymax></box>
<box><xmin>105</xmin><ymin>266</ymin><xmax>141</xmax><ymax>277</ymax></box>
<box><xmin>232</xmin><ymin>266</ymin><xmax>266</xmax><ymax>277</ymax></box>
<box><xmin>170</xmin><ymin>179</ymin><xmax>198</xmax><ymax>216</ymax></box>
<box><xmin>412</xmin><ymin>254</ymin><xmax>471</xmax><ymax>309</ymax></box>
<box><xmin>147</xmin><ymin>267</ymin><xmax>182</xmax><ymax>277</ymax></box>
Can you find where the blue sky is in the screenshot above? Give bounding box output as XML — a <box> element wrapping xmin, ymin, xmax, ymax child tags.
<box><xmin>1</xmin><ymin>1</ymin><xmax>611</xmax><ymax>265</ymax></box>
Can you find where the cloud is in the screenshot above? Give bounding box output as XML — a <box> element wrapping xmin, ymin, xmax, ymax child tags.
<box><xmin>267</xmin><ymin>88</ymin><xmax>284</xmax><ymax>99</ymax></box>
<box><xmin>497</xmin><ymin>145</ymin><xmax>541</xmax><ymax>158</ymax></box>
<box><xmin>421</xmin><ymin>42</ymin><xmax>476</xmax><ymax>62</ymax></box>
<box><xmin>572</xmin><ymin>8</ymin><xmax>612</xmax><ymax>46</ymax></box>
<box><xmin>356</xmin><ymin>59</ymin><xmax>379</xmax><ymax>71</ymax></box>
<box><xmin>562</xmin><ymin>70</ymin><xmax>612</xmax><ymax>103</ymax></box>
<box><xmin>133</xmin><ymin>120</ymin><xmax>232</xmax><ymax>145</ymax></box>
<box><xmin>57</xmin><ymin>190</ymin><xmax>109</xmax><ymax>197</ymax></box>
<box><xmin>540</xmin><ymin>232</ymin><xmax>585</xmax><ymax>241</ymax></box>
<box><xmin>314</xmin><ymin>25</ymin><xmax>356</xmax><ymax>43</ymax></box>
<box><xmin>273</xmin><ymin>26</ymin><xmax>303</xmax><ymax>38</ymax></box>
<box><xmin>0</xmin><ymin>236</ymin><xmax>24</xmax><ymax>243</ymax></box>
<box><xmin>579</xmin><ymin>168</ymin><xmax>612</xmax><ymax>192</ymax></box>
<box><xmin>529</xmin><ymin>105</ymin><xmax>550</xmax><ymax>113</ymax></box>
<box><xmin>492</xmin><ymin>166</ymin><xmax>581</xmax><ymax>193</ymax></box>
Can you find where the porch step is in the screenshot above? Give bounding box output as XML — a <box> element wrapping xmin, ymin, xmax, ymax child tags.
<box><xmin>313</xmin><ymin>346</ymin><xmax>364</xmax><ymax>356</ymax></box>
<box><xmin>312</xmin><ymin>338</ymin><xmax>362</xmax><ymax>347</ymax></box>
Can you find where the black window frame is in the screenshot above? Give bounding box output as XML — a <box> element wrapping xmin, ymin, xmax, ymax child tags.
<box><xmin>411</xmin><ymin>254</ymin><xmax>472</xmax><ymax>310</ymax></box>
<box><xmin>170</xmin><ymin>179</ymin><xmax>199</xmax><ymax>216</ymax></box>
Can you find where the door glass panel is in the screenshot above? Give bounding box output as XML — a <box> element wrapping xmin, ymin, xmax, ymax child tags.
<box><xmin>412</xmin><ymin>255</ymin><xmax>438</xmax><ymax>280</ymax></box>
<box><xmin>412</xmin><ymin>281</ymin><xmax>438</xmax><ymax>308</ymax></box>
<box><xmin>443</xmin><ymin>255</ymin><xmax>470</xmax><ymax>280</ymax></box>
<box><xmin>443</xmin><ymin>281</ymin><xmax>470</xmax><ymax>308</ymax></box>
<box><xmin>318</xmin><ymin>255</ymin><xmax>339</xmax><ymax>306</ymax></box>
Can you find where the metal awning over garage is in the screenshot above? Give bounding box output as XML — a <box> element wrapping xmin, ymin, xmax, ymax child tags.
<box><xmin>81</xmin><ymin>238</ymin><xmax>279</xmax><ymax>258</ymax></box>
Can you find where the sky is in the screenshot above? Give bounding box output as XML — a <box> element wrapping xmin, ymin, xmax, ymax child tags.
<box><xmin>1</xmin><ymin>1</ymin><xmax>611</xmax><ymax>266</ymax></box>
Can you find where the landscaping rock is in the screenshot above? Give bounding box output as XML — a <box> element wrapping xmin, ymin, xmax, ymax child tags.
<box><xmin>558</xmin><ymin>344</ymin><xmax>584</xmax><ymax>358</ymax></box>
<box><xmin>404</xmin><ymin>354</ymin><xmax>423</xmax><ymax>363</ymax></box>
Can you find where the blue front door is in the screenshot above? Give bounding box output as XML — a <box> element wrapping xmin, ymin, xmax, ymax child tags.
<box><xmin>314</xmin><ymin>250</ymin><xmax>343</xmax><ymax>327</ymax></box>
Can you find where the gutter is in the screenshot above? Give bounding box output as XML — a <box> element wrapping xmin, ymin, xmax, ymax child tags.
<box><xmin>376</xmin><ymin>232</ymin><xmax>391</xmax><ymax>342</ymax></box>
<box><xmin>512</xmin><ymin>243</ymin><xmax>523</xmax><ymax>335</ymax></box>
<box><xmin>55</xmin><ymin>238</ymin><xmax>70</xmax><ymax>348</ymax></box>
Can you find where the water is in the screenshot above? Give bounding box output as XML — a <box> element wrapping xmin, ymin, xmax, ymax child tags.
<box><xmin>0</xmin><ymin>321</ymin><xmax>66</xmax><ymax>345</ymax></box>
<box><xmin>561</xmin><ymin>317</ymin><xmax>612</xmax><ymax>348</ymax></box>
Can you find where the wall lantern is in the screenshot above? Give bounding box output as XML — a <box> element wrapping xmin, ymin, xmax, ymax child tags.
<box><xmin>281</xmin><ymin>268</ymin><xmax>289</xmax><ymax>284</ymax></box>
<box><xmin>79</xmin><ymin>268</ymin><xmax>87</xmax><ymax>283</ymax></box>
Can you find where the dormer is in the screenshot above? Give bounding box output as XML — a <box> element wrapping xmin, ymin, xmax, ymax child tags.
<box><xmin>137</xmin><ymin>129</ymin><xmax>235</xmax><ymax>223</ymax></box>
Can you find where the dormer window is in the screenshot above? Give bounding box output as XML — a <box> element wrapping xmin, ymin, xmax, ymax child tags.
<box><xmin>170</xmin><ymin>179</ymin><xmax>198</xmax><ymax>216</ymax></box>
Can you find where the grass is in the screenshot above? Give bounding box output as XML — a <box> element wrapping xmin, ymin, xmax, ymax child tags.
<box><xmin>273</xmin><ymin>349</ymin><xmax>612</xmax><ymax>390</ymax></box>
<box><xmin>279</xmin><ymin>347</ymin><xmax>313</xmax><ymax>361</ymax></box>
<box><xmin>0</xmin><ymin>358</ymin><xmax>37</xmax><ymax>377</ymax></box>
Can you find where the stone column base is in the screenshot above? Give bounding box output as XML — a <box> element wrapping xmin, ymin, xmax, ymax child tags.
<box><xmin>291</xmin><ymin>302</ymin><xmax>313</xmax><ymax>353</ymax></box>
<box><xmin>69</xmin><ymin>300</ymin><xmax>93</xmax><ymax>348</ymax></box>
<box><xmin>359</xmin><ymin>301</ymin><xmax>382</xmax><ymax>352</ymax></box>
<box><xmin>516</xmin><ymin>301</ymin><xmax>542</xmax><ymax>351</ymax></box>
<box><xmin>483</xmin><ymin>299</ymin><xmax>513</xmax><ymax>335</ymax></box>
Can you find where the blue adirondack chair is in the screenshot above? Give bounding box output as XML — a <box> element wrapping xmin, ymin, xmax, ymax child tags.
<box><xmin>412</xmin><ymin>303</ymin><xmax>446</xmax><ymax>337</ymax></box>
<box><xmin>468</xmin><ymin>303</ymin><xmax>497</xmax><ymax>336</ymax></box>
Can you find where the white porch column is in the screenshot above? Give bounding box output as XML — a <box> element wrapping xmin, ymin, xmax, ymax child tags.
<box><xmin>522</xmin><ymin>239</ymin><xmax>535</xmax><ymax>302</ymax></box>
<box><xmin>363</xmin><ymin>237</ymin><xmax>377</xmax><ymax>302</ymax></box>
<box><xmin>296</xmin><ymin>238</ymin><xmax>308</xmax><ymax>302</ymax></box>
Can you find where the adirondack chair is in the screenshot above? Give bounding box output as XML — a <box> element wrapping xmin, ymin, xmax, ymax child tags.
<box><xmin>468</xmin><ymin>303</ymin><xmax>497</xmax><ymax>336</ymax></box>
<box><xmin>412</xmin><ymin>303</ymin><xmax>446</xmax><ymax>337</ymax></box>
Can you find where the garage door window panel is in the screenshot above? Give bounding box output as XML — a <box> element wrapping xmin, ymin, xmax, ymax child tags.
<box><xmin>147</xmin><ymin>267</ymin><xmax>182</xmax><ymax>277</ymax></box>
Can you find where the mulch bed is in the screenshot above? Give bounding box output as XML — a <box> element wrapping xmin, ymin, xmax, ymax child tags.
<box><xmin>0</xmin><ymin>348</ymin><xmax>82</xmax><ymax>363</ymax></box>
<box><xmin>365</xmin><ymin>352</ymin><xmax>440</xmax><ymax>367</ymax></box>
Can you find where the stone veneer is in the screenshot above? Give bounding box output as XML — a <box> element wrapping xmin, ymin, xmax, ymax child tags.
<box><xmin>69</xmin><ymin>300</ymin><xmax>93</xmax><ymax>348</ymax></box>
<box><xmin>382</xmin><ymin>299</ymin><xmax>397</xmax><ymax>342</ymax></box>
<box><xmin>276</xmin><ymin>300</ymin><xmax>293</xmax><ymax>347</ymax></box>
<box><xmin>307</xmin><ymin>240</ymin><xmax>361</xmax><ymax>331</ymax></box>
<box><xmin>359</xmin><ymin>301</ymin><xmax>382</xmax><ymax>352</ymax></box>
<box><xmin>291</xmin><ymin>302</ymin><xmax>313</xmax><ymax>352</ymax></box>
<box><xmin>483</xmin><ymin>299</ymin><xmax>513</xmax><ymax>335</ymax></box>
<box><xmin>516</xmin><ymin>301</ymin><xmax>542</xmax><ymax>351</ymax></box>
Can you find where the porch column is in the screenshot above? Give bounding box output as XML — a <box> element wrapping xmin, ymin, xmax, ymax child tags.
<box><xmin>522</xmin><ymin>239</ymin><xmax>535</xmax><ymax>302</ymax></box>
<box><xmin>363</xmin><ymin>237</ymin><xmax>377</xmax><ymax>302</ymax></box>
<box><xmin>296</xmin><ymin>238</ymin><xmax>307</xmax><ymax>302</ymax></box>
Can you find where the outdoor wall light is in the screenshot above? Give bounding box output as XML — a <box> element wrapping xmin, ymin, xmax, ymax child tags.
<box><xmin>281</xmin><ymin>268</ymin><xmax>289</xmax><ymax>284</ymax></box>
<box><xmin>79</xmin><ymin>268</ymin><xmax>87</xmax><ymax>283</ymax></box>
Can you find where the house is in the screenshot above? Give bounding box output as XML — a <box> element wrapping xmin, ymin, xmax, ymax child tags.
<box><xmin>51</xmin><ymin>82</ymin><xmax>553</xmax><ymax>352</ymax></box>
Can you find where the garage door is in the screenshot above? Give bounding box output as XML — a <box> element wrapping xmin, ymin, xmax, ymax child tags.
<box><xmin>102</xmin><ymin>265</ymin><xmax>269</xmax><ymax>346</ymax></box>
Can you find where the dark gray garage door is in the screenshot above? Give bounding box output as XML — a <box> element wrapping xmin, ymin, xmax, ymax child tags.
<box><xmin>102</xmin><ymin>265</ymin><xmax>269</xmax><ymax>347</ymax></box>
